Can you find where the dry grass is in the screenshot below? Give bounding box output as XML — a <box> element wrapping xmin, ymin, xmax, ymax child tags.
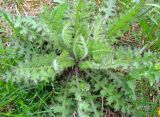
<box><xmin>0</xmin><ymin>0</ymin><xmax>55</xmax><ymax>16</ymax></box>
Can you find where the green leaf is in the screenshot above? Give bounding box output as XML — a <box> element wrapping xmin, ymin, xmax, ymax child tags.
<box><xmin>107</xmin><ymin>1</ymin><xmax>144</xmax><ymax>38</ymax></box>
<box><xmin>127</xmin><ymin>79</ymin><xmax>136</xmax><ymax>93</ymax></box>
<box><xmin>0</xmin><ymin>39</ymin><xmax>4</xmax><ymax>54</ymax></box>
<box><xmin>73</xmin><ymin>35</ymin><xmax>88</xmax><ymax>61</ymax></box>
<box><xmin>54</xmin><ymin>0</ymin><xmax>65</xmax><ymax>4</ymax></box>
<box><xmin>88</xmin><ymin>40</ymin><xmax>111</xmax><ymax>63</ymax></box>
<box><xmin>53</xmin><ymin>50</ymin><xmax>75</xmax><ymax>73</ymax></box>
